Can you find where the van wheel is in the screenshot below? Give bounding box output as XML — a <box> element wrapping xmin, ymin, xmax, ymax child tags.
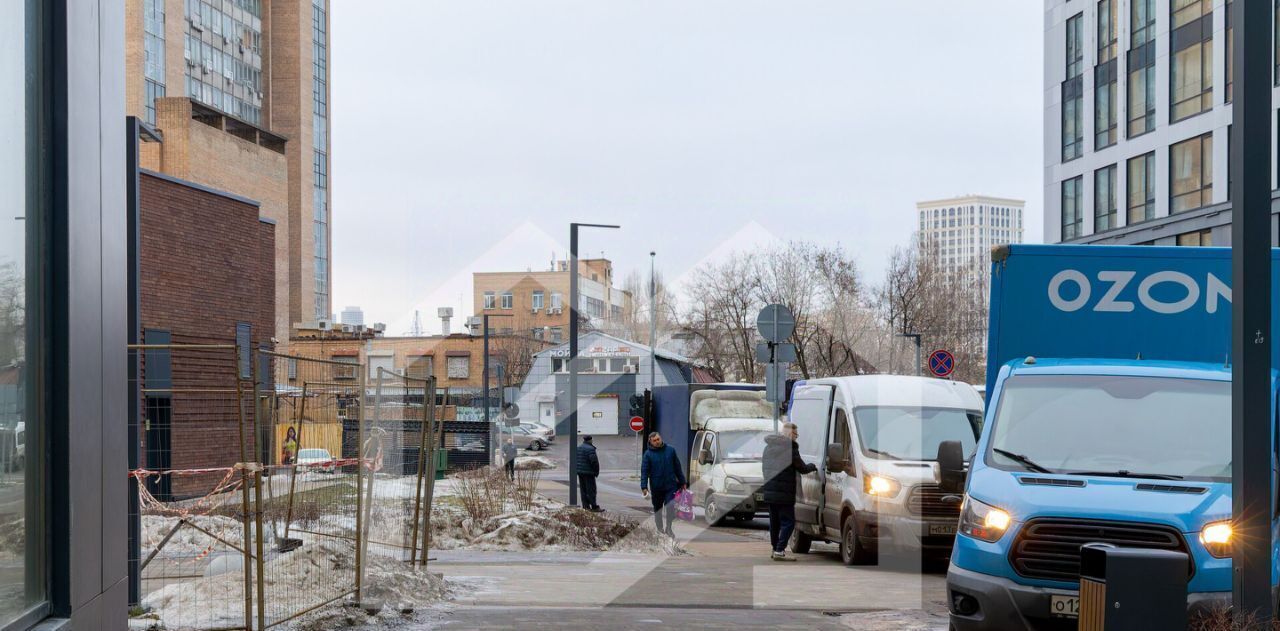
<box><xmin>841</xmin><ymin>516</ymin><xmax>877</xmax><ymax>566</ymax></box>
<box><xmin>790</xmin><ymin>529</ymin><xmax>813</xmax><ymax>554</ymax></box>
<box><xmin>704</xmin><ymin>495</ymin><xmax>725</xmax><ymax>527</ymax></box>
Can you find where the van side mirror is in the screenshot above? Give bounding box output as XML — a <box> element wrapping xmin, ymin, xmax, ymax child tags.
<box><xmin>826</xmin><ymin>443</ymin><xmax>847</xmax><ymax>472</ymax></box>
<box><xmin>937</xmin><ymin>440</ymin><xmax>966</xmax><ymax>493</ymax></box>
<box><xmin>698</xmin><ymin>448</ymin><xmax>712</xmax><ymax>465</ymax></box>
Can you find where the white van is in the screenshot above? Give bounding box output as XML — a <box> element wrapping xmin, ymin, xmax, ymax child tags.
<box><xmin>787</xmin><ymin>375</ymin><xmax>982</xmax><ymax>564</ymax></box>
<box><xmin>689</xmin><ymin>416</ymin><xmax>776</xmax><ymax>526</ymax></box>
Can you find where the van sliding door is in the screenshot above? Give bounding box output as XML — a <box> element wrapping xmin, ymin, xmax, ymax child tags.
<box><xmin>789</xmin><ymin>384</ymin><xmax>835</xmax><ymax>528</ymax></box>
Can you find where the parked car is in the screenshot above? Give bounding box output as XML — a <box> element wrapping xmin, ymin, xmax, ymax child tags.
<box><xmin>296</xmin><ymin>447</ymin><xmax>336</xmax><ymax>473</ymax></box>
<box><xmin>505</xmin><ymin>425</ymin><xmax>548</xmax><ymax>451</ymax></box>
<box><xmin>519</xmin><ymin>422</ymin><xmax>555</xmax><ymax>442</ymax></box>
<box><xmin>4</xmin><ymin>422</ymin><xmax>24</xmax><ymax>472</ymax></box>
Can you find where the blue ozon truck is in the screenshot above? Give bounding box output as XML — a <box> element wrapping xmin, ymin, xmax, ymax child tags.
<box><xmin>947</xmin><ymin>244</ymin><xmax>1280</xmax><ymax>630</ymax></box>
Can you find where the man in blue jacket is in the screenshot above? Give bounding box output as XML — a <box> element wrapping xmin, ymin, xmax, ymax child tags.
<box><xmin>640</xmin><ymin>431</ymin><xmax>686</xmax><ymax>536</ymax></box>
<box><xmin>576</xmin><ymin>435</ymin><xmax>602</xmax><ymax>512</ymax></box>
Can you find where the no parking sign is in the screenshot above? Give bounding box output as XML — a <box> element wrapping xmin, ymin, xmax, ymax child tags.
<box><xmin>928</xmin><ymin>349</ymin><xmax>955</xmax><ymax>378</ymax></box>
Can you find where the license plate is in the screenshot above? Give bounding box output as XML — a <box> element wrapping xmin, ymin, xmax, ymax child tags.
<box><xmin>927</xmin><ymin>523</ymin><xmax>957</xmax><ymax>536</ymax></box>
<box><xmin>753</xmin><ymin>493</ymin><xmax>764</xmax><ymax>502</ymax></box>
<box><xmin>1049</xmin><ymin>595</ymin><xmax>1079</xmax><ymax>619</ymax></box>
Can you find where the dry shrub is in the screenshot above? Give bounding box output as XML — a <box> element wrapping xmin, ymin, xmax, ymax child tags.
<box><xmin>454</xmin><ymin>466</ymin><xmax>508</xmax><ymax>522</ymax></box>
<box><xmin>1190</xmin><ymin>606</ymin><xmax>1280</xmax><ymax>631</ymax></box>
<box><xmin>512</xmin><ymin>468</ymin><xmax>540</xmax><ymax>512</ymax></box>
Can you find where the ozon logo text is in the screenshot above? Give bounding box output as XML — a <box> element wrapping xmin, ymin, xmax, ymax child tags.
<box><xmin>1047</xmin><ymin>269</ymin><xmax>1232</xmax><ymax>314</ymax></box>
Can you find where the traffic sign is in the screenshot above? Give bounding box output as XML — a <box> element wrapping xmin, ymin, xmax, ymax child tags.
<box><xmin>629</xmin><ymin>416</ymin><xmax>645</xmax><ymax>432</ymax></box>
<box><xmin>928</xmin><ymin>349</ymin><xmax>955</xmax><ymax>378</ymax></box>
<box><xmin>756</xmin><ymin>304</ymin><xmax>795</xmax><ymax>343</ymax></box>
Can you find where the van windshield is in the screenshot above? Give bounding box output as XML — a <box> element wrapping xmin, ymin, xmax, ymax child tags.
<box><xmin>854</xmin><ymin>407</ymin><xmax>980</xmax><ymax>461</ymax></box>
<box><xmin>987</xmin><ymin>375</ymin><xmax>1231</xmax><ymax>482</ymax></box>
<box><xmin>716</xmin><ymin>430</ymin><xmax>771</xmax><ymax>462</ymax></box>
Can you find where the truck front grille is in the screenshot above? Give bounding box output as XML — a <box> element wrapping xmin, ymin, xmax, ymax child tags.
<box><xmin>1008</xmin><ymin>517</ymin><xmax>1191</xmax><ymax>582</ymax></box>
<box><xmin>907</xmin><ymin>484</ymin><xmax>964</xmax><ymax>518</ymax></box>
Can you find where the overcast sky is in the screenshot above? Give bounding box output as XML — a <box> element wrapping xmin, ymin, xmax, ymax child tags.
<box><xmin>330</xmin><ymin>1</ymin><xmax>1043</xmax><ymax>334</ymax></box>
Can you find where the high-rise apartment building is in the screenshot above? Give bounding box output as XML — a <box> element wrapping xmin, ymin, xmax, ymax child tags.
<box><xmin>917</xmin><ymin>195</ymin><xmax>1025</xmax><ymax>277</ymax></box>
<box><xmin>125</xmin><ymin>0</ymin><xmax>333</xmax><ymax>343</ymax></box>
<box><xmin>1044</xmin><ymin>0</ymin><xmax>1278</xmax><ymax>247</ymax></box>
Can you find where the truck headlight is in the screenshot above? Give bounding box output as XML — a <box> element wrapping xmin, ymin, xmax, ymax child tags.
<box><xmin>959</xmin><ymin>496</ymin><xmax>1011</xmax><ymax>543</ymax></box>
<box><xmin>864</xmin><ymin>473</ymin><xmax>901</xmax><ymax>498</ymax></box>
<box><xmin>1199</xmin><ymin>520</ymin><xmax>1232</xmax><ymax>558</ymax></box>
<box><xmin>725</xmin><ymin>477</ymin><xmax>749</xmax><ymax>495</ymax></box>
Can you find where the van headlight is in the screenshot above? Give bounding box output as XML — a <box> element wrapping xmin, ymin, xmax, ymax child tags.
<box><xmin>863</xmin><ymin>472</ymin><xmax>901</xmax><ymax>498</ymax></box>
<box><xmin>959</xmin><ymin>496</ymin><xmax>1011</xmax><ymax>543</ymax></box>
<box><xmin>1199</xmin><ymin>520</ymin><xmax>1232</xmax><ymax>558</ymax></box>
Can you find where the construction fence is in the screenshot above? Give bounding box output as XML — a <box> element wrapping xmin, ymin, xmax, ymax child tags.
<box><xmin>128</xmin><ymin>345</ymin><xmax>444</xmax><ymax>630</ymax></box>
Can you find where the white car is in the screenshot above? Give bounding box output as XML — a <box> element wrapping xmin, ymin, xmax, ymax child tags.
<box><xmin>296</xmin><ymin>447</ymin><xmax>336</xmax><ymax>473</ymax></box>
<box><xmin>519</xmin><ymin>422</ymin><xmax>555</xmax><ymax>442</ymax></box>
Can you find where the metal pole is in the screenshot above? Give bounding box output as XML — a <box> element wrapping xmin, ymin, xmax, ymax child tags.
<box><xmin>125</xmin><ymin>116</ymin><xmax>142</xmax><ymax>607</ymax></box>
<box><xmin>567</xmin><ymin>223</ymin><xmax>620</xmax><ymax>507</ymax></box>
<box><xmin>1231</xmin><ymin>0</ymin><xmax>1273</xmax><ymax>621</ymax></box>
<box><xmin>649</xmin><ymin>252</ymin><xmax>657</xmax><ymax>392</ymax></box>
<box><xmin>355</xmin><ymin>368</ymin><xmax>366</xmax><ymax>602</ymax></box>
<box><xmin>569</xmin><ymin>227</ymin><xmax>579</xmax><ymax>507</ymax></box>
<box><xmin>483</xmin><ymin>314</ymin><xmax>490</xmax><ymax>429</ymax></box>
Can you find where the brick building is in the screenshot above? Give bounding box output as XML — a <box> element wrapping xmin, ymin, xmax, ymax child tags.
<box><xmin>137</xmin><ymin>171</ymin><xmax>276</xmax><ymax>498</ymax></box>
<box><xmin>126</xmin><ymin>0</ymin><xmax>334</xmax><ymax>340</ymax></box>
<box><xmin>472</xmin><ymin>258</ymin><xmax>633</xmax><ymax>343</ymax></box>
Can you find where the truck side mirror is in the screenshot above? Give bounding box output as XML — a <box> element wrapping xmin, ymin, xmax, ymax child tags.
<box><xmin>698</xmin><ymin>448</ymin><xmax>712</xmax><ymax>465</ymax></box>
<box><xmin>937</xmin><ymin>440</ymin><xmax>966</xmax><ymax>493</ymax></box>
<box><xmin>826</xmin><ymin>443</ymin><xmax>847</xmax><ymax>472</ymax></box>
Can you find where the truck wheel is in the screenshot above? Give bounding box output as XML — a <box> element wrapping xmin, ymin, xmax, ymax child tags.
<box><xmin>704</xmin><ymin>495</ymin><xmax>725</xmax><ymax>527</ymax></box>
<box><xmin>841</xmin><ymin>516</ymin><xmax>877</xmax><ymax>566</ymax></box>
<box><xmin>789</xmin><ymin>529</ymin><xmax>813</xmax><ymax>554</ymax></box>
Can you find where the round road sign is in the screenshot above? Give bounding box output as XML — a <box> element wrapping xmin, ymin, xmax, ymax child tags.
<box><xmin>928</xmin><ymin>350</ymin><xmax>955</xmax><ymax>378</ymax></box>
<box><xmin>629</xmin><ymin>416</ymin><xmax>645</xmax><ymax>432</ymax></box>
<box><xmin>756</xmin><ymin>304</ymin><xmax>796</xmax><ymax>343</ymax></box>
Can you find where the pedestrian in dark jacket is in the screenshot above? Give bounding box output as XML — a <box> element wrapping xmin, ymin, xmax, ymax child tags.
<box><xmin>576</xmin><ymin>436</ymin><xmax>602</xmax><ymax>512</ymax></box>
<box><xmin>501</xmin><ymin>438</ymin><xmax>518</xmax><ymax>481</ymax></box>
<box><xmin>640</xmin><ymin>432</ymin><xmax>686</xmax><ymax>536</ymax></box>
<box><xmin>761</xmin><ymin>423</ymin><xmax>817</xmax><ymax>561</ymax></box>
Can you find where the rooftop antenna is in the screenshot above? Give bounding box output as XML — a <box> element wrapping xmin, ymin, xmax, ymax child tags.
<box><xmin>405</xmin><ymin>310</ymin><xmax>424</xmax><ymax>337</ymax></box>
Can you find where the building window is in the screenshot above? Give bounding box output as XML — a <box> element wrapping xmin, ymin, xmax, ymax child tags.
<box><xmin>1094</xmin><ymin>165</ymin><xmax>1118</xmax><ymax>232</ymax></box>
<box><xmin>368</xmin><ymin>355</ymin><xmax>395</xmax><ymax>380</ymax></box>
<box><xmin>500</xmin><ymin>291</ymin><xmax>513</xmax><ymax>310</ymax></box>
<box><xmin>1171</xmin><ymin>133</ymin><xmax>1213</xmax><ymax>213</ymax></box>
<box><xmin>1062</xmin><ymin>13</ymin><xmax>1084</xmax><ymax>161</ymax></box>
<box><xmin>1127</xmin><ymin>152</ymin><xmax>1156</xmax><ymax>224</ymax></box>
<box><xmin>446</xmin><ymin>355</ymin><xmax>470</xmax><ymax>379</ymax></box>
<box><xmin>1095</xmin><ymin>70</ymin><xmax>1117</xmax><ymax>149</ymax></box>
<box><xmin>1177</xmin><ymin>229</ymin><xmax>1213</xmax><ymax>246</ymax></box>
<box><xmin>1170</xmin><ymin>0</ymin><xmax>1213</xmax><ymax>122</ymax></box>
<box><xmin>1132</xmin><ymin>0</ymin><xmax>1155</xmax><ymax>47</ymax></box>
<box><xmin>550</xmin><ymin>292</ymin><xmax>563</xmax><ymax>310</ymax></box>
<box><xmin>2</xmin><ymin>0</ymin><xmax>45</xmax><ymax>622</ymax></box>
<box><xmin>1225</xmin><ymin>1</ymin><xmax>1234</xmax><ymax>103</ymax></box>
<box><xmin>1097</xmin><ymin>0</ymin><xmax>1117</xmax><ymax>63</ymax></box>
<box><xmin>332</xmin><ymin>357</ymin><xmax>358</xmax><ymax>380</ymax></box>
<box><xmin>550</xmin><ymin>327</ymin><xmax>563</xmax><ymax>344</ymax></box>
<box><xmin>1062</xmin><ymin>177</ymin><xmax>1084</xmax><ymax>240</ymax></box>
<box><xmin>406</xmin><ymin>355</ymin><xmax>433</xmax><ymax>379</ymax></box>
<box><xmin>143</xmin><ymin>0</ymin><xmax>166</xmax><ymax>124</ymax></box>
<box><xmin>1127</xmin><ymin>50</ymin><xmax>1156</xmax><ymax>137</ymax></box>
<box><xmin>483</xmin><ymin>291</ymin><xmax>496</xmax><ymax>310</ymax></box>
<box><xmin>531</xmin><ymin>290</ymin><xmax>544</xmax><ymax>310</ymax></box>
<box><xmin>531</xmin><ymin>328</ymin><xmax>544</xmax><ymax>341</ymax></box>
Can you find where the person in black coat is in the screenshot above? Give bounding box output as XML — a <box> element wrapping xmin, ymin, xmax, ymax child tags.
<box><xmin>761</xmin><ymin>422</ymin><xmax>817</xmax><ymax>561</ymax></box>
<box><xmin>576</xmin><ymin>435</ymin><xmax>602</xmax><ymax>512</ymax></box>
<box><xmin>501</xmin><ymin>438</ymin><xmax>518</xmax><ymax>481</ymax></box>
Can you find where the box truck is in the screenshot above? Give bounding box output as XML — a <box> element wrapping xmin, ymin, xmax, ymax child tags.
<box><xmin>787</xmin><ymin>375</ymin><xmax>984</xmax><ymax>564</ymax></box>
<box><xmin>947</xmin><ymin>244</ymin><xmax>1279</xmax><ymax>630</ymax></box>
<box><xmin>651</xmin><ymin>384</ymin><xmax>776</xmax><ymax>526</ymax></box>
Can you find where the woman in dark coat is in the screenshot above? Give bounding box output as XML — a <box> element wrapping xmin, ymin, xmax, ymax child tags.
<box><xmin>761</xmin><ymin>422</ymin><xmax>817</xmax><ymax>561</ymax></box>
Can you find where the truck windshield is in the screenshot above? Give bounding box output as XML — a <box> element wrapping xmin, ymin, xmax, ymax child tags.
<box><xmin>854</xmin><ymin>407</ymin><xmax>980</xmax><ymax>461</ymax></box>
<box><xmin>987</xmin><ymin>375</ymin><xmax>1231</xmax><ymax>482</ymax></box>
<box><xmin>716</xmin><ymin>431</ymin><xmax>770</xmax><ymax>462</ymax></box>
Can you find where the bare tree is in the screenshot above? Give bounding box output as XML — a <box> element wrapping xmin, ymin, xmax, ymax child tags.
<box><xmin>680</xmin><ymin>252</ymin><xmax>762</xmax><ymax>382</ymax></box>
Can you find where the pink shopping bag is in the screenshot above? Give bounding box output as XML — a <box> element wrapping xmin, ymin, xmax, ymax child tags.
<box><xmin>674</xmin><ymin>488</ymin><xmax>694</xmax><ymax>522</ymax></box>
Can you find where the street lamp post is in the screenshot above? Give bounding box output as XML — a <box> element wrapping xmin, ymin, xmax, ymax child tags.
<box><xmin>1231</xmin><ymin>0</ymin><xmax>1272</xmax><ymax>621</ymax></box>
<box><xmin>567</xmin><ymin>222</ymin><xmax>620</xmax><ymax>507</ymax></box>
<box><xmin>483</xmin><ymin>313</ymin><xmax>512</xmax><ymax>462</ymax></box>
<box><xmin>898</xmin><ymin>332</ymin><xmax>922</xmax><ymax>376</ymax></box>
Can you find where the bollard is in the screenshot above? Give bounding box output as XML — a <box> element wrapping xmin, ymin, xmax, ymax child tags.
<box><xmin>1078</xmin><ymin>543</ymin><xmax>1188</xmax><ymax>630</ymax></box>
